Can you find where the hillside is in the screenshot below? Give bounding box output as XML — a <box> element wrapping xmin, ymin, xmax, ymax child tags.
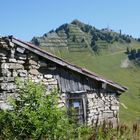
<box><xmin>31</xmin><ymin>20</ymin><xmax>140</xmax><ymax>124</ymax></box>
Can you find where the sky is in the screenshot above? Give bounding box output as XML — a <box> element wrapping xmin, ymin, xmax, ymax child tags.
<box><xmin>0</xmin><ymin>0</ymin><xmax>140</xmax><ymax>41</ymax></box>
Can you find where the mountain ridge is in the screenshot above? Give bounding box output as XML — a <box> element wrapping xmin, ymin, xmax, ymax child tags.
<box><xmin>31</xmin><ymin>19</ymin><xmax>135</xmax><ymax>54</ymax></box>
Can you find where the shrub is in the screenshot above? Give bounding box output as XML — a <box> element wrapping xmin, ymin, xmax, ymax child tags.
<box><xmin>0</xmin><ymin>79</ymin><xmax>70</xmax><ymax>140</ymax></box>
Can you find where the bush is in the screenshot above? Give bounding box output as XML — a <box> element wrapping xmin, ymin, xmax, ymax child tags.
<box><xmin>0</xmin><ymin>79</ymin><xmax>70</xmax><ymax>140</ymax></box>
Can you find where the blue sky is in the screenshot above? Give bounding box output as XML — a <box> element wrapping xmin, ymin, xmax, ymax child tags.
<box><xmin>0</xmin><ymin>0</ymin><xmax>140</xmax><ymax>41</ymax></box>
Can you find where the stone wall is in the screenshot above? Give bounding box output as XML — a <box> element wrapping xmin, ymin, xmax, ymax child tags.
<box><xmin>0</xmin><ymin>37</ymin><xmax>66</xmax><ymax>109</ymax></box>
<box><xmin>86</xmin><ymin>91</ymin><xmax>119</xmax><ymax>126</ymax></box>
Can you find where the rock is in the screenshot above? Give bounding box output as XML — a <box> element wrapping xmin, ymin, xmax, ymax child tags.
<box><xmin>16</xmin><ymin>53</ymin><xmax>27</xmax><ymax>60</ymax></box>
<box><xmin>0</xmin><ymin>56</ymin><xmax>7</xmax><ymax>60</ymax></box>
<box><xmin>0</xmin><ymin>77</ymin><xmax>3</xmax><ymax>81</ymax></box>
<box><xmin>111</xmin><ymin>106</ymin><xmax>119</xmax><ymax>110</ymax></box>
<box><xmin>105</xmin><ymin>106</ymin><xmax>110</xmax><ymax>110</ymax></box>
<box><xmin>26</xmin><ymin>65</ymin><xmax>40</xmax><ymax>69</ymax></box>
<box><xmin>103</xmin><ymin>111</ymin><xmax>114</xmax><ymax>118</ymax></box>
<box><xmin>17</xmin><ymin>70</ymin><xmax>28</xmax><ymax>77</ymax></box>
<box><xmin>48</xmin><ymin>80</ymin><xmax>57</xmax><ymax>85</ymax></box>
<box><xmin>8</xmin><ymin>58</ymin><xmax>17</xmax><ymax>63</ymax></box>
<box><xmin>1</xmin><ymin>69</ymin><xmax>11</xmax><ymax>77</ymax></box>
<box><xmin>0</xmin><ymin>83</ymin><xmax>16</xmax><ymax>91</ymax></box>
<box><xmin>98</xmin><ymin>100</ymin><xmax>104</xmax><ymax>107</ymax></box>
<box><xmin>9</xmin><ymin>41</ymin><xmax>14</xmax><ymax>48</ymax></box>
<box><xmin>28</xmin><ymin>59</ymin><xmax>38</xmax><ymax>65</ymax></box>
<box><xmin>10</xmin><ymin>48</ymin><xmax>15</xmax><ymax>58</ymax></box>
<box><xmin>58</xmin><ymin>103</ymin><xmax>65</xmax><ymax>108</ymax></box>
<box><xmin>12</xmin><ymin>70</ymin><xmax>18</xmax><ymax>77</ymax></box>
<box><xmin>111</xmin><ymin>100</ymin><xmax>119</xmax><ymax>105</ymax></box>
<box><xmin>1</xmin><ymin>63</ymin><xmax>24</xmax><ymax>70</ymax></box>
<box><xmin>28</xmin><ymin>69</ymin><xmax>39</xmax><ymax>75</ymax></box>
<box><xmin>0</xmin><ymin>102</ymin><xmax>12</xmax><ymax>110</ymax></box>
<box><xmin>0</xmin><ymin>59</ymin><xmax>6</xmax><ymax>62</ymax></box>
<box><xmin>0</xmin><ymin>92</ymin><xmax>7</xmax><ymax>100</ymax></box>
<box><xmin>87</xmin><ymin>93</ymin><xmax>95</xmax><ymax>99</ymax></box>
<box><xmin>44</xmin><ymin>74</ymin><xmax>53</xmax><ymax>79</ymax></box>
<box><xmin>37</xmin><ymin>74</ymin><xmax>44</xmax><ymax>80</ymax></box>
<box><xmin>0</xmin><ymin>77</ymin><xmax>15</xmax><ymax>82</ymax></box>
<box><xmin>1</xmin><ymin>63</ymin><xmax>9</xmax><ymax>69</ymax></box>
<box><xmin>16</xmin><ymin>47</ymin><xmax>25</xmax><ymax>53</ymax></box>
<box><xmin>17</xmin><ymin>60</ymin><xmax>25</xmax><ymax>64</ymax></box>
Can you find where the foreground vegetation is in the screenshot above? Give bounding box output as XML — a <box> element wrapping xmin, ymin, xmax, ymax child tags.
<box><xmin>0</xmin><ymin>79</ymin><xmax>140</xmax><ymax>139</ymax></box>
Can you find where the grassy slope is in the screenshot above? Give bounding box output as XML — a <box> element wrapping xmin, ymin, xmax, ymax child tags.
<box><xmin>41</xmin><ymin>40</ymin><xmax>140</xmax><ymax>124</ymax></box>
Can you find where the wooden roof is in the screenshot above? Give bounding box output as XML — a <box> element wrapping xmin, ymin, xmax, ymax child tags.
<box><xmin>7</xmin><ymin>36</ymin><xmax>127</xmax><ymax>92</ymax></box>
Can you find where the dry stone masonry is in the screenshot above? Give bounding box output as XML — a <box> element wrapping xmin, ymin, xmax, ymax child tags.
<box><xmin>86</xmin><ymin>92</ymin><xmax>119</xmax><ymax>126</ymax></box>
<box><xmin>0</xmin><ymin>36</ymin><xmax>126</xmax><ymax>126</ymax></box>
<box><xmin>0</xmin><ymin>37</ymin><xmax>59</xmax><ymax>109</ymax></box>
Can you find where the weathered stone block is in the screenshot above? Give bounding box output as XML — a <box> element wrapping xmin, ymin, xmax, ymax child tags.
<box><xmin>25</xmin><ymin>64</ymin><xmax>40</xmax><ymax>69</ymax></box>
<box><xmin>1</xmin><ymin>69</ymin><xmax>11</xmax><ymax>77</ymax></box>
<box><xmin>87</xmin><ymin>93</ymin><xmax>95</xmax><ymax>99</ymax></box>
<box><xmin>17</xmin><ymin>60</ymin><xmax>25</xmax><ymax>64</ymax></box>
<box><xmin>17</xmin><ymin>70</ymin><xmax>28</xmax><ymax>77</ymax></box>
<box><xmin>102</xmin><ymin>111</ymin><xmax>114</xmax><ymax>118</ymax></box>
<box><xmin>48</xmin><ymin>81</ymin><xmax>57</xmax><ymax>85</ymax></box>
<box><xmin>105</xmin><ymin>106</ymin><xmax>110</xmax><ymax>110</ymax></box>
<box><xmin>28</xmin><ymin>59</ymin><xmax>38</xmax><ymax>65</ymax></box>
<box><xmin>0</xmin><ymin>102</ymin><xmax>12</xmax><ymax>110</ymax></box>
<box><xmin>8</xmin><ymin>58</ymin><xmax>17</xmax><ymax>63</ymax></box>
<box><xmin>0</xmin><ymin>56</ymin><xmax>7</xmax><ymax>60</ymax></box>
<box><xmin>16</xmin><ymin>53</ymin><xmax>27</xmax><ymax>60</ymax></box>
<box><xmin>0</xmin><ymin>92</ymin><xmax>7</xmax><ymax>100</ymax></box>
<box><xmin>98</xmin><ymin>100</ymin><xmax>104</xmax><ymax>107</ymax></box>
<box><xmin>28</xmin><ymin>69</ymin><xmax>39</xmax><ymax>75</ymax></box>
<box><xmin>10</xmin><ymin>48</ymin><xmax>15</xmax><ymax>58</ymax></box>
<box><xmin>0</xmin><ymin>59</ymin><xmax>6</xmax><ymax>63</ymax></box>
<box><xmin>9</xmin><ymin>41</ymin><xmax>14</xmax><ymax>48</ymax></box>
<box><xmin>37</xmin><ymin>74</ymin><xmax>44</xmax><ymax>80</ymax></box>
<box><xmin>111</xmin><ymin>106</ymin><xmax>119</xmax><ymax>110</ymax></box>
<box><xmin>16</xmin><ymin>47</ymin><xmax>25</xmax><ymax>53</ymax></box>
<box><xmin>44</xmin><ymin>74</ymin><xmax>53</xmax><ymax>79</ymax></box>
<box><xmin>111</xmin><ymin>100</ymin><xmax>119</xmax><ymax>105</ymax></box>
<box><xmin>87</xmin><ymin>100</ymin><xmax>94</xmax><ymax>107</ymax></box>
<box><xmin>12</xmin><ymin>70</ymin><xmax>18</xmax><ymax>77</ymax></box>
<box><xmin>0</xmin><ymin>77</ymin><xmax>15</xmax><ymax>82</ymax></box>
<box><xmin>0</xmin><ymin>83</ymin><xmax>16</xmax><ymax>91</ymax></box>
<box><xmin>58</xmin><ymin>103</ymin><xmax>65</xmax><ymax>108</ymax></box>
<box><xmin>1</xmin><ymin>63</ymin><xmax>24</xmax><ymax>70</ymax></box>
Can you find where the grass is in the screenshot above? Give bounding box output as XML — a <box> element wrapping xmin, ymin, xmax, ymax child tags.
<box><xmin>41</xmin><ymin>40</ymin><xmax>140</xmax><ymax>124</ymax></box>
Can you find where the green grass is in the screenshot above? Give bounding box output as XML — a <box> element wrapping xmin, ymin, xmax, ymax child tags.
<box><xmin>41</xmin><ymin>41</ymin><xmax>140</xmax><ymax>124</ymax></box>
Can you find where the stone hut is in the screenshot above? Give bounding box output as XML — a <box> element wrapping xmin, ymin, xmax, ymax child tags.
<box><xmin>0</xmin><ymin>36</ymin><xmax>127</xmax><ymax>126</ymax></box>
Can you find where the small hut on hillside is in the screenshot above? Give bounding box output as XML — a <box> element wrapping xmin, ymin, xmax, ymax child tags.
<box><xmin>0</xmin><ymin>36</ymin><xmax>127</xmax><ymax>126</ymax></box>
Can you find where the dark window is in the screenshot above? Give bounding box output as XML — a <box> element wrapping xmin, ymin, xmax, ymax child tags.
<box><xmin>68</xmin><ymin>94</ymin><xmax>86</xmax><ymax>124</ymax></box>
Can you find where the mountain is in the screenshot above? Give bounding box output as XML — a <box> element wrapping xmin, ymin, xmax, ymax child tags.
<box><xmin>32</xmin><ymin>19</ymin><xmax>133</xmax><ymax>54</ymax></box>
<box><xmin>31</xmin><ymin>20</ymin><xmax>140</xmax><ymax>124</ymax></box>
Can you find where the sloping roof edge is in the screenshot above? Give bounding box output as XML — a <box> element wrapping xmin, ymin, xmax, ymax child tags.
<box><xmin>8</xmin><ymin>36</ymin><xmax>127</xmax><ymax>92</ymax></box>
